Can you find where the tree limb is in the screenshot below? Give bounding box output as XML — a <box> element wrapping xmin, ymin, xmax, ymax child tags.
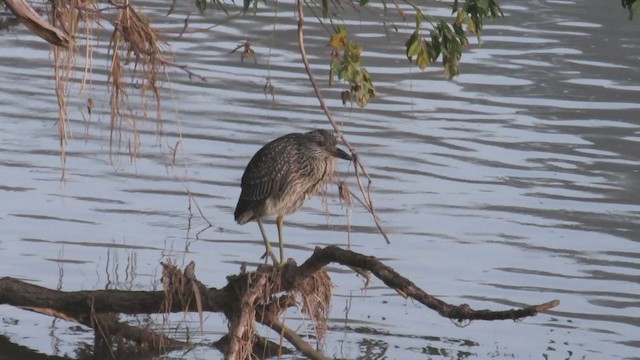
<box><xmin>0</xmin><ymin>246</ymin><xmax>560</xmax><ymax>359</ymax></box>
<box><xmin>288</xmin><ymin>246</ymin><xmax>560</xmax><ymax>321</ymax></box>
<box><xmin>2</xmin><ymin>0</ymin><xmax>70</xmax><ymax>48</ymax></box>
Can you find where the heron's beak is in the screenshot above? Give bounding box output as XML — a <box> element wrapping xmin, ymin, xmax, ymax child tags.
<box><xmin>332</xmin><ymin>147</ymin><xmax>352</xmax><ymax>161</ymax></box>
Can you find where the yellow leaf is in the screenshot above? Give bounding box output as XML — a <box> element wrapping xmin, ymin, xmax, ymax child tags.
<box><xmin>352</xmin><ymin>46</ymin><xmax>362</xmax><ymax>58</ymax></box>
<box><xmin>416</xmin><ymin>42</ymin><xmax>433</xmax><ymax>70</ymax></box>
<box><xmin>330</xmin><ymin>33</ymin><xmax>348</xmax><ymax>49</ymax></box>
<box><xmin>466</xmin><ymin>17</ymin><xmax>477</xmax><ymax>34</ymax></box>
<box><xmin>455</xmin><ymin>11</ymin><xmax>464</xmax><ymax>28</ymax></box>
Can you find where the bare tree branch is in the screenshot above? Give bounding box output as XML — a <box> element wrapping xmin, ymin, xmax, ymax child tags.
<box><xmin>291</xmin><ymin>246</ymin><xmax>560</xmax><ymax>321</ymax></box>
<box><xmin>0</xmin><ymin>246</ymin><xmax>560</xmax><ymax>359</ymax></box>
<box><xmin>2</xmin><ymin>0</ymin><xmax>70</xmax><ymax>47</ymax></box>
<box><xmin>296</xmin><ymin>0</ymin><xmax>390</xmax><ymax>245</ymax></box>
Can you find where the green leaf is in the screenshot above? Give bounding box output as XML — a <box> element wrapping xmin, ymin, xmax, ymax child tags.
<box><xmin>326</xmin><ymin>35</ymin><xmax>375</xmax><ymax>108</ymax></box>
<box><xmin>362</xmin><ymin>68</ymin><xmax>372</xmax><ymax>82</ymax></box>
<box><xmin>405</xmin><ymin>30</ymin><xmax>420</xmax><ymax>61</ymax></box>
<box><xmin>453</xmin><ymin>18</ymin><xmax>469</xmax><ymax>47</ymax></box>
<box><xmin>466</xmin><ymin>16</ymin><xmax>477</xmax><ymax>34</ymax></box>
<box><xmin>211</xmin><ymin>0</ymin><xmax>229</xmax><ymax>15</ymax></box>
<box><xmin>330</xmin><ymin>58</ymin><xmax>341</xmax><ymax>73</ymax></box>
<box><xmin>196</xmin><ymin>0</ymin><xmax>206</xmax><ymax>14</ymax></box>
<box><xmin>335</xmin><ymin>24</ymin><xmax>348</xmax><ymax>35</ymax></box>
<box><xmin>429</xmin><ymin>30</ymin><xmax>441</xmax><ymax>61</ymax></box>
<box><xmin>359</xmin><ymin>0</ymin><xmax>370</xmax><ymax>5</ymax></box>
<box><xmin>622</xmin><ymin>0</ymin><xmax>640</xmax><ymax>19</ymax></box>
<box><xmin>345</xmin><ymin>43</ymin><xmax>362</xmax><ymax>64</ymax></box>
<box><xmin>426</xmin><ymin>24</ymin><xmax>462</xmax><ymax>78</ymax></box>
<box><xmin>443</xmin><ymin>53</ymin><xmax>461</xmax><ymax>79</ymax></box>
<box><xmin>339</xmin><ymin>67</ymin><xmax>348</xmax><ymax>81</ymax></box>
<box><xmin>329</xmin><ymin>58</ymin><xmax>341</xmax><ymax>86</ymax></box>
<box><xmin>489</xmin><ymin>0</ymin><xmax>504</xmax><ymax>17</ymax></box>
<box><xmin>463</xmin><ymin>0</ymin><xmax>503</xmax><ymax>36</ymax></box>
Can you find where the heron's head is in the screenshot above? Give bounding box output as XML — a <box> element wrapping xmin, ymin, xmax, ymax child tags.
<box><xmin>306</xmin><ymin>129</ymin><xmax>352</xmax><ymax>161</ymax></box>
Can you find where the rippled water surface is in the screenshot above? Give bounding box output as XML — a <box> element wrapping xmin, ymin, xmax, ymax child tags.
<box><xmin>1</xmin><ymin>0</ymin><xmax>639</xmax><ymax>359</ymax></box>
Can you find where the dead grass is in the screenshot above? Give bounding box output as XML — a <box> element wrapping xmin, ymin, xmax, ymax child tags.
<box><xmin>294</xmin><ymin>268</ymin><xmax>332</xmax><ymax>344</ymax></box>
<box><xmin>50</xmin><ymin>0</ymin><xmax>79</xmax><ymax>173</ymax></box>
<box><xmin>221</xmin><ymin>265</ymin><xmax>333</xmax><ymax>358</ymax></box>
<box><xmin>48</xmin><ymin>0</ymin><xmax>170</xmax><ymax>168</ymax></box>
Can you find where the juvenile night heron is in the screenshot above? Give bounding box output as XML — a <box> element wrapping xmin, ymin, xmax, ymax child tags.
<box><xmin>234</xmin><ymin>129</ymin><xmax>352</xmax><ymax>264</ymax></box>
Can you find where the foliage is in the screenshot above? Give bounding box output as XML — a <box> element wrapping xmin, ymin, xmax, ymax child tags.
<box><xmin>26</xmin><ymin>0</ymin><xmax>507</xmax><ymax>163</ymax></box>
<box><xmin>405</xmin><ymin>0</ymin><xmax>503</xmax><ymax>79</ymax></box>
<box><xmin>192</xmin><ymin>0</ymin><xmax>502</xmax><ymax>104</ymax></box>
<box><xmin>328</xmin><ymin>25</ymin><xmax>375</xmax><ymax>108</ymax></box>
<box><xmin>460</xmin><ymin>0</ymin><xmax>503</xmax><ymax>37</ymax></box>
<box><xmin>621</xmin><ymin>0</ymin><xmax>640</xmax><ymax>20</ymax></box>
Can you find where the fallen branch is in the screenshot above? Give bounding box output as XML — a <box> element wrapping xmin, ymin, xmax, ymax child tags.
<box><xmin>291</xmin><ymin>246</ymin><xmax>560</xmax><ymax>321</ymax></box>
<box><xmin>20</xmin><ymin>303</ymin><xmax>184</xmax><ymax>355</ymax></box>
<box><xmin>0</xmin><ymin>246</ymin><xmax>560</xmax><ymax>359</ymax></box>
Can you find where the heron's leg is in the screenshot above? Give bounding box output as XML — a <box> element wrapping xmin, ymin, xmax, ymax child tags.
<box><xmin>277</xmin><ymin>215</ymin><xmax>285</xmax><ymax>265</ymax></box>
<box><xmin>257</xmin><ymin>218</ymin><xmax>279</xmax><ymax>265</ymax></box>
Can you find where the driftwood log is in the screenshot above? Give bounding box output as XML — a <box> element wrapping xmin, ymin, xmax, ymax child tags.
<box><xmin>0</xmin><ymin>246</ymin><xmax>559</xmax><ymax>359</ymax></box>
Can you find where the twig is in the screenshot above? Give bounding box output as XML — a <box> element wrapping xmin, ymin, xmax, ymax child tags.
<box><xmin>263</xmin><ymin>319</ymin><xmax>329</xmax><ymax>360</ymax></box>
<box><xmin>158</xmin><ymin>57</ymin><xmax>207</xmax><ymax>82</ymax></box>
<box><xmin>296</xmin><ymin>0</ymin><xmax>390</xmax><ymax>244</ymax></box>
<box><xmin>390</xmin><ymin>0</ymin><xmax>405</xmax><ymax>19</ymax></box>
<box><xmin>188</xmin><ymin>191</ymin><xmax>212</xmax><ymax>226</ymax></box>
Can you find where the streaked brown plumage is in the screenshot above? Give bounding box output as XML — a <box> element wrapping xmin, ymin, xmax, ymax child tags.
<box><xmin>234</xmin><ymin>129</ymin><xmax>352</xmax><ymax>264</ymax></box>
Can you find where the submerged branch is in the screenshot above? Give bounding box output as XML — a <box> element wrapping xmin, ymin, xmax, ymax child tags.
<box><xmin>265</xmin><ymin>319</ymin><xmax>329</xmax><ymax>360</ymax></box>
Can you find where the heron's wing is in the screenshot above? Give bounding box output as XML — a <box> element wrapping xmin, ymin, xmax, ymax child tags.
<box><xmin>239</xmin><ymin>134</ymin><xmax>299</xmax><ymax>201</ymax></box>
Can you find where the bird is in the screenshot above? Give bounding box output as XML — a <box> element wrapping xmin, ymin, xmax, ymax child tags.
<box><xmin>234</xmin><ymin>129</ymin><xmax>352</xmax><ymax>265</ymax></box>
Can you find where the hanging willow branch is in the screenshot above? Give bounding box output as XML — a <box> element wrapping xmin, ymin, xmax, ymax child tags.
<box><xmin>296</xmin><ymin>0</ymin><xmax>390</xmax><ymax>245</ymax></box>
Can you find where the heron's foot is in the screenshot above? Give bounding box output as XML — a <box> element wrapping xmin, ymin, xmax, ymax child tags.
<box><xmin>260</xmin><ymin>253</ymin><xmax>284</xmax><ymax>266</ymax></box>
<box><xmin>260</xmin><ymin>250</ymin><xmax>280</xmax><ymax>266</ymax></box>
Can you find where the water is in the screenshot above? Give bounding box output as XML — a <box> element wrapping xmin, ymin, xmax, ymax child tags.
<box><xmin>1</xmin><ymin>0</ymin><xmax>639</xmax><ymax>359</ymax></box>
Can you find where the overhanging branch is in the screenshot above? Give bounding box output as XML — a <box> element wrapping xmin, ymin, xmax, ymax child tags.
<box><xmin>2</xmin><ymin>0</ymin><xmax>70</xmax><ymax>47</ymax></box>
